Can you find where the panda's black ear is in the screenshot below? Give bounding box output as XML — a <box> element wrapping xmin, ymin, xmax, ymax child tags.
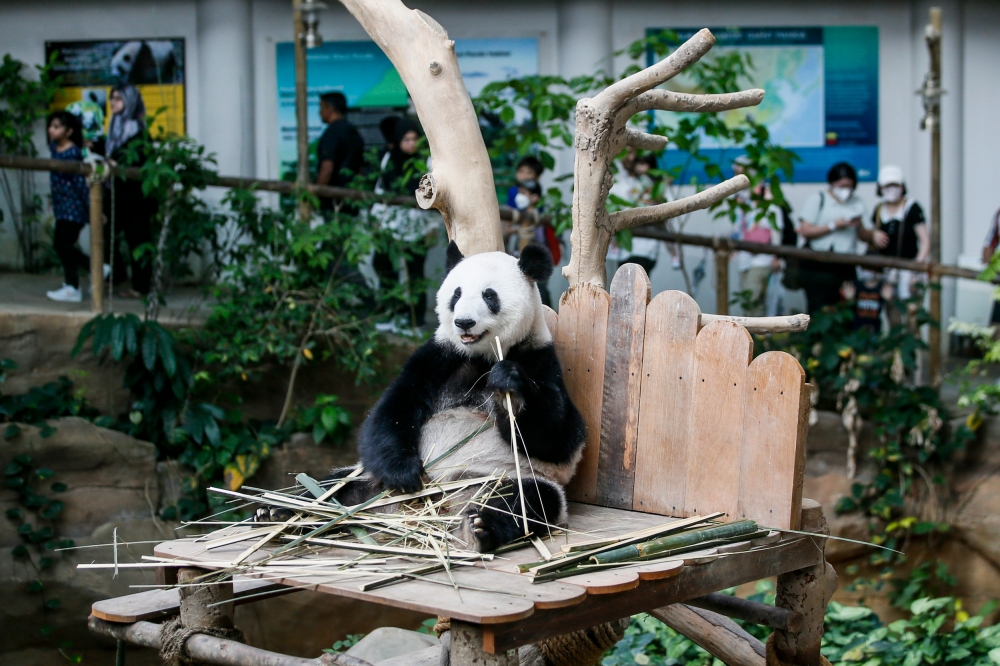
<box><xmin>445</xmin><ymin>241</ymin><xmax>465</xmax><ymax>272</ymax></box>
<box><xmin>518</xmin><ymin>243</ymin><xmax>553</xmax><ymax>283</ymax></box>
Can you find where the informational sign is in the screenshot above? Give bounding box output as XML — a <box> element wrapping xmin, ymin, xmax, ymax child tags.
<box><xmin>45</xmin><ymin>39</ymin><xmax>186</xmax><ymax>139</ymax></box>
<box><xmin>647</xmin><ymin>27</ymin><xmax>879</xmax><ymax>182</ymax></box>
<box><xmin>276</xmin><ymin>38</ymin><xmax>538</xmax><ymax>180</ymax></box>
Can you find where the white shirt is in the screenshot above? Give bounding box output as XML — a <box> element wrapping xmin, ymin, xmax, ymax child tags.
<box><xmin>797</xmin><ymin>190</ymin><xmax>867</xmax><ymax>254</ymax></box>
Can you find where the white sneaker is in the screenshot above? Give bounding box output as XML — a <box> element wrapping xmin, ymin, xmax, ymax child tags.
<box><xmin>46</xmin><ymin>284</ymin><xmax>83</xmax><ymax>303</ymax></box>
<box><xmin>103</xmin><ymin>264</ymin><xmax>111</xmax><ymax>280</ymax></box>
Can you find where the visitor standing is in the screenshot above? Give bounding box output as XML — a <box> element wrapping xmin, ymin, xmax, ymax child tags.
<box><xmin>506</xmin><ymin>155</ymin><xmax>545</xmax><ymax>208</ymax></box>
<box><xmin>796</xmin><ymin>162</ymin><xmax>876</xmax><ymax>314</ymax></box>
<box><xmin>371</xmin><ymin>117</ymin><xmax>437</xmax><ymax>328</ymax></box>
<box><xmin>45</xmin><ymin>111</ymin><xmax>92</xmax><ymax>303</ymax></box>
<box><xmin>984</xmin><ymin>206</ymin><xmax>1000</xmax><ymax>322</ymax></box>
<box><xmin>97</xmin><ymin>84</ymin><xmax>154</xmax><ymax>298</ymax></box>
<box><xmin>316</xmin><ymin>92</ymin><xmax>365</xmax><ymax>212</ymax></box>
<box><xmin>868</xmin><ymin>165</ymin><xmax>929</xmax><ymax>324</ymax></box>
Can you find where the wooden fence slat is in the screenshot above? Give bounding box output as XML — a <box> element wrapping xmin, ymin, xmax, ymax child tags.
<box><xmin>632</xmin><ymin>290</ymin><xmax>700</xmax><ymax>515</ymax></box>
<box><xmin>596</xmin><ymin>264</ymin><xmax>651</xmax><ymax>509</ymax></box>
<box><xmin>542</xmin><ymin>305</ymin><xmax>558</xmax><ymax>341</ymax></box>
<box><xmin>684</xmin><ymin>321</ymin><xmax>753</xmax><ymax>520</ymax></box>
<box><xmin>736</xmin><ymin>352</ymin><xmax>807</xmax><ymax>530</ymax></box>
<box><xmin>558</xmin><ymin>284</ymin><xmax>610</xmax><ymax>503</ymax></box>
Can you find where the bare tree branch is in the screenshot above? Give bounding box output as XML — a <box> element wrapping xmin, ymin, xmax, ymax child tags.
<box><xmin>610</xmin><ymin>175</ymin><xmax>749</xmax><ymax>231</ymax></box>
<box><xmin>563</xmin><ymin>28</ymin><xmax>762</xmax><ymax>289</ymax></box>
<box><xmin>625</xmin><ymin>128</ymin><xmax>669</xmax><ymax>151</ymax></box>
<box><xmin>599</xmin><ymin>28</ymin><xmax>717</xmax><ymax>109</ymax></box>
<box><xmin>336</xmin><ymin>0</ymin><xmax>503</xmax><ymax>255</ymax></box>
<box><xmin>622</xmin><ymin>88</ymin><xmax>765</xmax><ymax>118</ymax></box>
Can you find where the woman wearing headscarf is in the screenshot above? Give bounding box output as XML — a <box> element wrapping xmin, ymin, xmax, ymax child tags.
<box><xmin>96</xmin><ymin>84</ymin><xmax>154</xmax><ymax>297</ymax></box>
<box><xmin>370</xmin><ymin>116</ymin><xmax>439</xmax><ymax>328</ymax></box>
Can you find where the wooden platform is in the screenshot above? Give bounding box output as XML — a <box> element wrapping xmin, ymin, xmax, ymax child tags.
<box><xmin>146</xmin><ymin>503</ymin><xmax>820</xmax><ymax>653</ymax></box>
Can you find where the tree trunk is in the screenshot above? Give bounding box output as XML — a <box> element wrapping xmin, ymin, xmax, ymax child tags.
<box><xmin>336</xmin><ymin>0</ymin><xmax>504</xmax><ymax>256</ymax></box>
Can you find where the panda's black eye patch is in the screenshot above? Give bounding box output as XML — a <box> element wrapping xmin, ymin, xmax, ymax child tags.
<box><xmin>449</xmin><ymin>287</ymin><xmax>461</xmax><ymax>312</ymax></box>
<box><xmin>482</xmin><ymin>289</ymin><xmax>501</xmax><ymax>315</ymax></box>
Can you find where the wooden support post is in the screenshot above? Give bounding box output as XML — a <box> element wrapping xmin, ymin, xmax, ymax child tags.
<box><xmin>89</xmin><ymin>180</ymin><xmax>104</xmax><ymax>313</ymax></box>
<box><xmin>922</xmin><ymin>7</ymin><xmax>943</xmax><ymax>386</ymax></box>
<box><xmin>292</xmin><ymin>0</ymin><xmax>312</xmax><ymax>222</ymax></box>
<box><xmin>715</xmin><ymin>248</ymin><xmax>730</xmax><ymax>315</ymax></box>
<box><xmin>178</xmin><ymin>567</ymin><xmax>235</xmax><ymax>630</ymax></box>
<box><xmin>766</xmin><ymin>500</ymin><xmax>837</xmax><ymax>666</ymax></box>
<box><xmin>450</xmin><ymin>621</ymin><xmax>518</xmax><ymax>666</ymax></box>
<box><xmin>651</xmin><ymin>604</ymin><xmax>764</xmax><ymax>666</ymax></box>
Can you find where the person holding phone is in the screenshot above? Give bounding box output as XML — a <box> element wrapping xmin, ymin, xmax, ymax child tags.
<box><xmin>796</xmin><ymin>162</ymin><xmax>876</xmax><ymax>314</ymax></box>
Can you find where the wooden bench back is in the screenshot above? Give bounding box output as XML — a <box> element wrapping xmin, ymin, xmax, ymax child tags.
<box><xmin>545</xmin><ymin>264</ymin><xmax>810</xmax><ymax>531</ymax></box>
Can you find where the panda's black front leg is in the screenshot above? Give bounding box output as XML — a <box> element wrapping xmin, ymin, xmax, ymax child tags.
<box><xmin>486</xmin><ymin>359</ymin><xmax>528</xmax><ymax>416</ymax></box>
<box><xmin>464</xmin><ymin>478</ymin><xmax>565</xmax><ymax>552</ymax></box>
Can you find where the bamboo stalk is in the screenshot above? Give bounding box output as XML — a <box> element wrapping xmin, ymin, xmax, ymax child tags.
<box><xmin>494</xmin><ymin>336</ymin><xmax>530</xmax><ymax>537</ymax></box>
<box><xmin>590</xmin><ymin>520</ymin><xmax>759</xmax><ymax>565</ymax></box>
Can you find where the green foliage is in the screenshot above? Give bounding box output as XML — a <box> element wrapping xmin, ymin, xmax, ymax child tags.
<box><xmin>602</xmin><ymin>590</ymin><xmax>1000</xmax><ymax>666</ymax></box>
<box><xmin>3</xmin><ymin>453</ymin><xmax>75</xmax><ymax>644</ymax></box>
<box><xmin>0</xmin><ymin>359</ymin><xmax>97</xmax><ymax>436</ymax></box>
<box><xmin>323</xmin><ymin>633</ymin><xmax>365</xmax><ymax>654</ymax></box>
<box><xmin>114</xmin><ymin>113</ymin><xmax>226</xmax><ymax>289</ymax></box>
<box><xmin>758</xmin><ymin>300</ymin><xmax>972</xmax><ymax>532</ymax></box>
<box><xmin>952</xmin><ymin>250</ymin><xmax>1000</xmax><ymax>431</ymax></box>
<box><xmin>822</xmin><ymin>597</ymin><xmax>1000</xmax><ymax>665</ymax></box>
<box><xmin>292</xmin><ymin>394</ymin><xmax>351</xmax><ymax>445</ymax></box>
<box><xmin>0</xmin><ymin>53</ymin><xmax>61</xmax><ymax>271</ymax></box>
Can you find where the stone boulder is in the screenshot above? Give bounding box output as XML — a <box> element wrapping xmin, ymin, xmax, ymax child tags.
<box><xmin>1</xmin><ymin>418</ymin><xmax>159</xmax><ymax>546</ymax></box>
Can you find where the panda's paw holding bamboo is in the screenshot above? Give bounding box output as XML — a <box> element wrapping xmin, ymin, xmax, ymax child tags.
<box><xmin>486</xmin><ymin>360</ymin><xmax>524</xmax><ymax>395</ymax></box>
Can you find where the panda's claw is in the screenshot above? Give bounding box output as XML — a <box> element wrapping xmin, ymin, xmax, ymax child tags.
<box><xmin>464</xmin><ymin>510</ymin><xmax>497</xmax><ymax>552</ymax></box>
<box><xmin>254</xmin><ymin>506</ymin><xmax>295</xmax><ymax>523</ymax></box>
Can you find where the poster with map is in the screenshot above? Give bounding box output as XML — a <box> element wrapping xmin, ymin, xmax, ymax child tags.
<box><xmin>275</xmin><ymin>39</ymin><xmax>537</xmax><ymax>180</ymax></box>
<box><xmin>647</xmin><ymin>27</ymin><xmax>878</xmax><ymax>182</ymax></box>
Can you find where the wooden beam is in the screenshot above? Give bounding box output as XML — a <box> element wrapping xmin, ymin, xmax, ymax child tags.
<box><xmin>87</xmin><ymin>616</ymin><xmax>329</xmax><ymax>666</ymax></box>
<box><xmin>686</xmin><ymin>593</ymin><xmax>802</xmax><ymax>632</ymax></box>
<box><xmin>651</xmin><ymin>604</ymin><xmax>765</xmax><ymax>666</ymax></box>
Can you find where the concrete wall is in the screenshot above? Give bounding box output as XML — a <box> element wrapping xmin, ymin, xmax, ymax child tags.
<box><xmin>1</xmin><ymin>0</ymin><xmax>998</xmax><ymax>321</ymax></box>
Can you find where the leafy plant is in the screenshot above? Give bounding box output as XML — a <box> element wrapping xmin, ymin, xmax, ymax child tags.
<box><xmin>758</xmin><ymin>300</ymin><xmax>972</xmax><ymax>532</ymax></box>
<box><xmin>323</xmin><ymin>633</ymin><xmax>365</xmax><ymax>654</ymax></box>
<box><xmin>0</xmin><ymin>359</ymin><xmax>97</xmax><ymax>438</ymax></box>
<box><xmin>292</xmin><ymin>393</ymin><xmax>351</xmax><ymax>445</ymax></box>
<box><xmin>3</xmin><ymin>455</ymin><xmax>75</xmax><ymax>640</ymax></box>
<box><xmin>0</xmin><ymin>53</ymin><xmax>61</xmax><ymax>271</ymax></box>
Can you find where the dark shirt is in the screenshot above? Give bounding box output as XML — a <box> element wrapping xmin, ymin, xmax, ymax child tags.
<box><xmin>49</xmin><ymin>144</ymin><xmax>89</xmax><ymax>224</ymax></box>
<box><xmin>872</xmin><ymin>201</ymin><xmax>925</xmax><ymax>260</ymax></box>
<box><xmin>851</xmin><ymin>279</ymin><xmax>884</xmax><ymax>333</ymax></box>
<box><xmin>317</xmin><ymin>118</ymin><xmax>365</xmax><ymax>208</ymax></box>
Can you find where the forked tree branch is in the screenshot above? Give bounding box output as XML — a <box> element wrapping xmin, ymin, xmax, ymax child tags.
<box><xmin>610</xmin><ymin>175</ymin><xmax>749</xmax><ymax>232</ymax></box>
<box><xmin>564</xmin><ymin>28</ymin><xmax>764</xmax><ymax>288</ymax></box>
<box><xmin>336</xmin><ymin>0</ymin><xmax>504</xmax><ymax>255</ymax></box>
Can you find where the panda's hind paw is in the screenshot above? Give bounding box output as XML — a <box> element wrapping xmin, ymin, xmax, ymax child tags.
<box><xmin>463</xmin><ymin>509</ymin><xmax>500</xmax><ymax>553</ymax></box>
<box><xmin>254</xmin><ymin>506</ymin><xmax>296</xmax><ymax>524</ymax></box>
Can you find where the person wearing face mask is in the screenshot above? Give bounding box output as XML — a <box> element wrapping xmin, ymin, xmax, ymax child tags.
<box><xmin>795</xmin><ymin>162</ymin><xmax>876</xmax><ymax>314</ymax></box>
<box><xmin>868</xmin><ymin>165</ymin><xmax>928</xmax><ymax>323</ymax></box>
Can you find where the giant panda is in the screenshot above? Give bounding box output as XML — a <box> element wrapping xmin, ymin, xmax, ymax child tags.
<box><xmin>260</xmin><ymin>241</ymin><xmax>585</xmax><ymax>553</ymax></box>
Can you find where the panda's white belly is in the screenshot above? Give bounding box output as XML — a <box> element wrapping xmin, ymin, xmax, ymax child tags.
<box><xmin>418</xmin><ymin>408</ymin><xmax>579</xmax><ymax>487</ymax></box>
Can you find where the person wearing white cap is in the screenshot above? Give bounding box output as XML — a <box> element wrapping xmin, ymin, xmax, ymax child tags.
<box><xmin>869</xmin><ymin>164</ymin><xmax>928</xmax><ymax>323</ymax></box>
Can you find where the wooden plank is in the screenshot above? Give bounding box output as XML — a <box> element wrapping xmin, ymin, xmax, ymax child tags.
<box><xmin>542</xmin><ymin>304</ymin><xmax>558</xmax><ymax>340</ymax></box>
<box><xmin>633</xmin><ymin>559</ymin><xmax>684</xmax><ymax>581</ymax></box>
<box><xmin>790</xmin><ymin>384</ymin><xmax>813</xmax><ymax>531</ymax></box>
<box><xmin>154</xmin><ymin>540</ymin><xmax>536</xmax><ymax>625</ymax></box>
<box><xmin>482</xmin><ymin>536</ymin><xmax>822</xmax><ymax>654</ymax></box>
<box><xmin>737</xmin><ymin>352</ymin><xmax>807</xmax><ymax>530</ymax></box>
<box><xmin>558</xmin><ymin>283</ymin><xmax>610</xmax><ymax>503</ymax></box>
<box><xmin>596</xmin><ymin>263</ymin><xmax>651</xmax><ymax>508</ymax></box>
<box><xmin>632</xmin><ymin>290</ymin><xmax>700</xmax><ymax>515</ymax></box>
<box><xmin>684</xmin><ymin>321</ymin><xmax>753</xmax><ymax>520</ymax></box>
<box><xmin>91</xmin><ymin>577</ymin><xmax>293</xmax><ymax>623</ymax></box>
<box><xmin>557</xmin><ymin>568</ymin><xmax>641</xmax><ymax>595</ymax></box>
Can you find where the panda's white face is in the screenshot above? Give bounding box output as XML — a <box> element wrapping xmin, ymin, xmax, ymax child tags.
<box><xmin>435</xmin><ymin>252</ymin><xmax>547</xmax><ymax>358</ymax></box>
